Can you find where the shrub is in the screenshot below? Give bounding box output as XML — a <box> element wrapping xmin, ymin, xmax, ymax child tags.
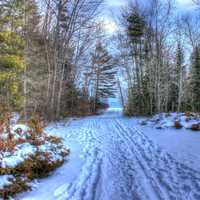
<box><xmin>0</xmin><ymin>112</ymin><xmax>70</xmax><ymax>199</ymax></box>
<box><xmin>0</xmin><ymin>143</ymin><xmax>69</xmax><ymax>198</ymax></box>
<box><xmin>27</xmin><ymin>116</ymin><xmax>45</xmax><ymax>137</ymax></box>
<box><xmin>0</xmin><ymin>139</ymin><xmax>16</xmax><ymax>153</ymax></box>
<box><xmin>191</xmin><ymin>124</ymin><xmax>200</xmax><ymax>131</ymax></box>
<box><xmin>0</xmin><ymin>177</ymin><xmax>29</xmax><ymax>200</ymax></box>
<box><xmin>174</xmin><ymin>121</ymin><xmax>183</xmax><ymax>129</ymax></box>
<box><xmin>184</xmin><ymin>112</ymin><xmax>194</xmax><ymax>117</ymax></box>
<box><xmin>46</xmin><ymin>135</ymin><xmax>62</xmax><ymax>144</ymax></box>
<box><xmin>0</xmin><ymin>55</ymin><xmax>25</xmax><ymax>71</ymax></box>
<box><xmin>14</xmin><ymin>151</ymin><xmax>65</xmax><ymax>180</ymax></box>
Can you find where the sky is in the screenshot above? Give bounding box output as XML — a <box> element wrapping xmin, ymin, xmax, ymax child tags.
<box><xmin>176</xmin><ymin>0</ymin><xmax>195</xmax><ymax>6</ymax></box>
<box><xmin>101</xmin><ymin>0</ymin><xmax>197</xmax><ymax>35</ymax></box>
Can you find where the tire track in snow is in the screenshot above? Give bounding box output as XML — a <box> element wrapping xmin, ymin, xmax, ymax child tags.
<box><xmin>99</xmin><ymin>119</ymin><xmax>144</xmax><ymax>200</ymax></box>
<box><xmin>110</xmin><ymin>120</ymin><xmax>166</xmax><ymax>200</ymax></box>
<box><xmin>115</xmin><ymin>119</ymin><xmax>200</xmax><ymax>200</ymax></box>
<box><xmin>56</xmin><ymin>115</ymin><xmax>200</xmax><ymax>200</ymax></box>
<box><xmin>56</xmin><ymin>119</ymin><xmax>103</xmax><ymax>200</ymax></box>
<box><xmin>21</xmin><ymin>112</ymin><xmax>200</xmax><ymax>200</ymax></box>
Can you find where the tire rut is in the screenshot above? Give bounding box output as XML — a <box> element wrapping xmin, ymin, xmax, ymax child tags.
<box><xmin>115</xmin><ymin>119</ymin><xmax>200</xmax><ymax>200</ymax></box>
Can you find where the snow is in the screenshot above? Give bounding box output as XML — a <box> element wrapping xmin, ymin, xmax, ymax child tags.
<box><xmin>12</xmin><ymin>124</ymin><xmax>30</xmax><ymax>133</ymax></box>
<box><xmin>0</xmin><ymin>115</ymin><xmax>68</xmax><ymax>169</ymax></box>
<box><xmin>0</xmin><ymin>175</ymin><xmax>14</xmax><ymax>189</ymax></box>
<box><xmin>1</xmin><ymin>143</ymin><xmax>37</xmax><ymax>168</ymax></box>
<box><xmin>141</xmin><ymin>112</ymin><xmax>200</xmax><ymax>129</ymax></box>
<box><xmin>10</xmin><ymin>113</ymin><xmax>20</xmax><ymax>125</ymax></box>
<box><xmin>0</xmin><ymin>139</ymin><xmax>68</xmax><ymax>169</ymax></box>
<box><xmin>0</xmin><ymin>123</ymin><xmax>30</xmax><ymax>140</ymax></box>
<box><xmin>38</xmin><ymin>141</ymin><xmax>67</xmax><ymax>162</ymax></box>
<box><xmin>17</xmin><ymin>109</ymin><xmax>200</xmax><ymax>200</ymax></box>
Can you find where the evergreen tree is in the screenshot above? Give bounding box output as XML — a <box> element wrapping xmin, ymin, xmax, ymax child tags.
<box><xmin>191</xmin><ymin>46</ymin><xmax>200</xmax><ymax>112</ymax></box>
<box><xmin>127</xmin><ymin>9</ymin><xmax>145</xmax><ymax>44</ymax></box>
<box><xmin>126</xmin><ymin>8</ymin><xmax>150</xmax><ymax>115</ymax></box>
<box><xmin>169</xmin><ymin>42</ymin><xmax>184</xmax><ymax>111</ymax></box>
<box><xmin>0</xmin><ymin>0</ymin><xmax>25</xmax><ymax>109</ymax></box>
<box><xmin>90</xmin><ymin>43</ymin><xmax>117</xmax><ymax>111</ymax></box>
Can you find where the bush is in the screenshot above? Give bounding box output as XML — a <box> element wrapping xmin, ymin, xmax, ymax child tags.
<box><xmin>0</xmin><ymin>55</ymin><xmax>25</xmax><ymax>71</ymax></box>
<box><xmin>174</xmin><ymin>121</ymin><xmax>183</xmax><ymax>129</ymax></box>
<box><xmin>0</xmin><ymin>141</ymin><xmax>69</xmax><ymax>199</ymax></box>
<box><xmin>14</xmin><ymin>151</ymin><xmax>65</xmax><ymax>180</ymax></box>
<box><xmin>27</xmin><ymin>115</ymin><xmax>45</xmax><ymax>136</ymax></box>
<box><xmin>0</xmin><ymin>113</ymin><xmax>70</xmax><ymax>199</ymax></box>
<box><xmin>191</xmin><ymin>124</ymin><xmax>200</xmax><ymax>131</ymax></box>
<box><xmin>184</xmin><ymin>112</ymin><xmax>194</xmax><ymax>117</ymax></box>
<box><xmin>0</xmin><ymin>177</ymin><xmax>29</xmax><ymax>200</ymax></box>
<box><xmin>0</xmin><ymin>139</ymin><xmax>16</xmax><ymax>153</ymax></box>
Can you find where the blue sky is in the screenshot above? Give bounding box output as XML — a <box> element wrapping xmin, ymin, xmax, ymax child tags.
<box><xmin>105</xmin><ymin>0</ymin><xmax>196</xmax><ymax>9</ymax></box>
<box><xmin>101</xmin><ymin>0</ymin><xmax>197</xmax><ymax>34</ymax></box>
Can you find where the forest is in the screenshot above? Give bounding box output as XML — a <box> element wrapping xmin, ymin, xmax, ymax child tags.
<box><xmin>0</xmin><ymin>0</ymin><xmax>118</xmax><ymax>121</ymax></box>
<box><xmin>0</xmin><ymin>0</ymin><xmax>200</xmax><ymax>120</ymax></box>
<box><xmin>0</xmin><ymin>0</ymin><xmax>200</xmax><ymax>199</ymax></box>
<box><xmin>121</xmin><ymin>0</ymin><xmax>200</xmax><ymax>116</ymax></box>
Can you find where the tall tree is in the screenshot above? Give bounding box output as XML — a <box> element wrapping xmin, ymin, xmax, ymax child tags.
<box><xmin>89</xmin><ymin>43</ymin><xmax>117</xmax><ymax>111</ymax></box>
<box><xmin>191</xmin><ymin>46</ymin><xmax>200</xmax><ymax>112</ymax></box>
<box><xmin>126</xmin><ymin>7</ymin><xmax>147</xmax><ymax>115</ymax></box>
<box><xmin>0</xmin><ymin>0</ymin><xmax>26</xmax><ymax>110</ymax></box>
<box><xmin>176</xmin><ymin>42</ymin><xmax>185</xmax><ymax>112</ymax></box>
<box><xmin>169</xmin><ymin>42</ymin><xmax>185</xmax><ymax>111</ymax></box>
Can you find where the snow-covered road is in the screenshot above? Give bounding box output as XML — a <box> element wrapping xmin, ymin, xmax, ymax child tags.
<box><xmin>18</xmin><ymin>109</ymin><xmax>200</xmax><ymax>200</ymax></box>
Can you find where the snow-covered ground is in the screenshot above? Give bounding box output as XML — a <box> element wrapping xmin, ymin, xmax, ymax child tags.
<box><xmin>17</xmin><ymin>109</ymin><xmax>200</xmax><ymax>200</ymax></box>
<box><xmin>0</xmin><ymin>175</ymin><xmax>14</xmax><ymax>189</ymax></box>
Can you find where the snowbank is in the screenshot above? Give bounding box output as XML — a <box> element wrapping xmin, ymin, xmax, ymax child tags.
<box><xmin>140</xmin><ymin>112</ymin><xmax>200</xmax><ymax>130</ymax></box>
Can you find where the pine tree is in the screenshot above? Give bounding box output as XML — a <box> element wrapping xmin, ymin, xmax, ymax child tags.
<box><xmin>191</xmin><ymin>46</ymin><xmax>200</xmax><ymax>112</ymax></box>
<box><xmin>169</xmin><ymin>42</ymin><xmax>184</xmax><ymax>111</ymax></box>
<box><xmin>0</xmin><ymin>0</ymin><xmax>26</xmax><ymax>109</ymax></box>
<box><xmin>176</xmin><ymin>42</ymin><xmax>185</xmax><ymax>111</ymax></box>
<box><xmin>127</xmin><ymin>10</ymin><xmax>145</xmax><ymax>43</ymax></box>
<box><xmin>126</xmin><ymin>8</ymin><xmax>149</xmax><ymax>115</ymax></box>
<box><xmin>90</xmin><ymin>43</ymin><xmax>117</xmax><ymax>111</ymax></box>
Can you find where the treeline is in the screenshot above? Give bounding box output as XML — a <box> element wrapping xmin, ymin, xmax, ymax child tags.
<box><xmin>117</xmin><ymin>0</ymin><xmax>200</xmax><ymax>116</ymax></box>
<box><xmin>0</xmin><ymin>0</ymin><xmax>117</xmax><ymax>120</ymax></box>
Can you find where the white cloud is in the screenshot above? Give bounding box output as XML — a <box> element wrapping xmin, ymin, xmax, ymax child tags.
<box><xmin>176</xmin><ymin>0</ymin><xmax>197</xmax><ymax>9</ymax></box>
<box><xmin>176</xmin><ymin>0</ymin><xmax>194</xmax><ymax>6</ymax></box>
<box><xmin>106</xmin><ymin>0</ymin><xmax>126</xmax><ymax>7</ymax></box>
<box><xmin>176</xmin><ymin>0</ymin><xmax>197</xmax><ymax>11</ymax></box>
<box><xmin>101</xmin><ymin>18</ymin><xmax>119</xmax><ymax>35</ymax></box>
<box><xmin>95</xmin><ymin>16</ymin><xmax>119</xmax><ymax>35</ymax></box>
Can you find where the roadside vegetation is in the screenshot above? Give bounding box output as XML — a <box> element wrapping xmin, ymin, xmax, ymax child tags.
<box><xmin>0</xmin><ymin>108</ymin><xmax>69</xmax><ymax>199</ymax></box>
